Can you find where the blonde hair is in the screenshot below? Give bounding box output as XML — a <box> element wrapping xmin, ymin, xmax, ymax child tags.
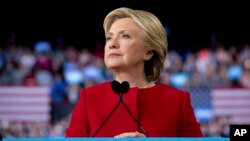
<box><xmin>103</xmin><ymin>7</ymin><xmax>167</xmax><ymax>81</ymax></box>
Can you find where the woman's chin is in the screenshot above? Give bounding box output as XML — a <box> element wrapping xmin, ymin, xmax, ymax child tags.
<box><xmin>106</xmin><ymin>64</ymin><xmax>123</xmax><ymax>71</ymax></box>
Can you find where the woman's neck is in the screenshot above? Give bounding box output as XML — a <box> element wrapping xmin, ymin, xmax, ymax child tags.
<box><xmin>114</xmin><ymin>72</ymin><xmax>151</xmax><ymax>88</ymax></box>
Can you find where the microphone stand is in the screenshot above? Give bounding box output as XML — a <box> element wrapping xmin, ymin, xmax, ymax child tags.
<box><xmin>91</xmin><ymin>81</ymin><xmax>149</xmax><ymax>137</ymax></box>
<box><xmin>119</xmin><ymin>93</ymin><xmax>149</xmax><ymax>137</ymax></box>
<box><xmin>91</xmin><ymin>96</ymin><xmax>121</xmax><ymax>137</ymax></box>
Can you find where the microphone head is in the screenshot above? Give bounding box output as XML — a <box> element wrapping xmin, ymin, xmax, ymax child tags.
<box><xmin>111</xmin><ymin>80</ymin><xmax>121</xmax><ymax>94</ymax></box>
<box><xmin>120</xmin><ymin>81</ymin><xmax>129</xmax><ymax>94</ymax></box>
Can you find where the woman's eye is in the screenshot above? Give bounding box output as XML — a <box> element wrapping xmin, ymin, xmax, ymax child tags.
<box><xmin>122</xmin><ymin>34</ymin><xmax>130</xmax><ymax>38</ymax></box>
<box><xmin>106</xmin><ymin>37</ymin><xmax>111</xmax><ymax>41</ymax></box>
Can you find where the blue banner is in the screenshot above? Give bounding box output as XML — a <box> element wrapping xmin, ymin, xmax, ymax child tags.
<box><xmin>3</xmin><ymin>137</ymin><xmax>229</xmax><ymax>141</ymax></box>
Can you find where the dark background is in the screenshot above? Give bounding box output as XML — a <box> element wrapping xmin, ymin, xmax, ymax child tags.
<box><xmin>1</xmin><ymin>1</ymin><xmax>250</xmax><ymax>52</ymax></box>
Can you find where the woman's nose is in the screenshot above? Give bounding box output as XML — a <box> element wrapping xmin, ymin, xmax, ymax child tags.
<box><xmin>109</xmin><ymin>44</ymin><xmax>118</xmax><ymax>49</ymax></box>
<box><xmin>109</xmin><ymin>39</ymin><xmax>119</xmax><ymax>49</ymax></box>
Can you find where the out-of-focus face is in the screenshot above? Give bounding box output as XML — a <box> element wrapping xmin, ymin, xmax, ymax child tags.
<box><xmin>104</xmin><ymin>18</ymin><xmax>147</xmax><ymax>71</ymax></box>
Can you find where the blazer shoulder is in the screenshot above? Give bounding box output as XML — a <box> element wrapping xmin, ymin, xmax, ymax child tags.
<box><xmin>156</xmin><ymin>82</ymin><xmax>189</xmax><ymax>96</ymax></box>
<box><xmin>80</xmin><ymin>81</ymin><xmax>111</xmax><ymax>95</ymax></box>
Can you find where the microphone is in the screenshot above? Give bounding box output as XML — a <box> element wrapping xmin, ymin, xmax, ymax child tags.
<box><xmin>112</xmin><ymin>80</ymin><xmax>130</xmax><ymax>101</ymax></box>
<box><xmin>91</xmin><ymin>80</ymin><xmax>148</xmax><ymax>137</ymax></box>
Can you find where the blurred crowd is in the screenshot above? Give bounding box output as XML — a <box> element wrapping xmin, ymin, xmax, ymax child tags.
<box><xmin>0</xmin><ymin>39</ymin><xmax>250</xmax><ymax>138</ymax></box>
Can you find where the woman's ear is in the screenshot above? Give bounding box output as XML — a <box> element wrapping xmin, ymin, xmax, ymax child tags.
<box><xmin>144</xmin><ymin>50</ymin><xmax>153</xmax><ymax>61</ymax></box>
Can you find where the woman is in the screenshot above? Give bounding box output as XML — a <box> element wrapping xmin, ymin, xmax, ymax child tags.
<box><xmin>65</xmin><ymin>7</ymin><xmax>203</xmax><ymax>138</ymax></box>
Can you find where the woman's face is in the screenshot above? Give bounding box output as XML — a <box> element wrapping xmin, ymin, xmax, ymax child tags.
<box><xmin>104</xmin><ymin>18</ymin><xmax>147</xmax><ymax>71</ymax></box>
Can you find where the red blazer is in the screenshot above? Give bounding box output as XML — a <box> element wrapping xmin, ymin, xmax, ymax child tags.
<box><xmin>65</xmin><ymin>81</ymin><xmax>203</xmax><ymax>137</ymax></box>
